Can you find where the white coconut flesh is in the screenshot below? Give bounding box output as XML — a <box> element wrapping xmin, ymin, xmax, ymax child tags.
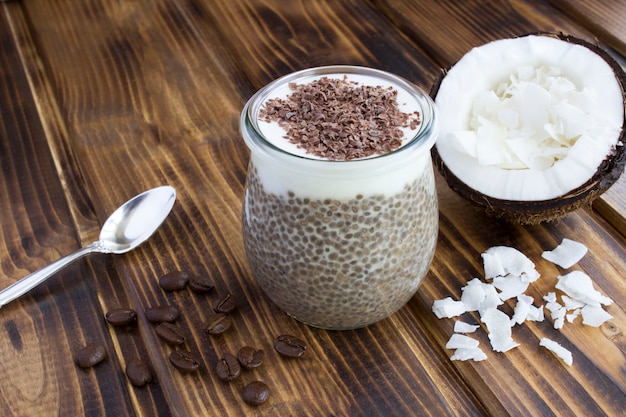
<box><xmin>435</xmin><ymin>35</ymin><xmax>624</xmax><ymax>201</ymax></box>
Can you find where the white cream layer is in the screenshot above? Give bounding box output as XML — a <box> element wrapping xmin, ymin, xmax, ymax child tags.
<box><xmin>249</xmin><ymin>150</ymin><xmax>433</xmax><ymax>199</ymax></box>
<box><xmin>246</xmin><ymin>69</ymin><xmax>437</xmax><ymax>199</ymax></box>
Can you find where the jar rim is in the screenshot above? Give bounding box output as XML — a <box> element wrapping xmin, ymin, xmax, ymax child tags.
<box><xmin>241</xmin><ymin>65</ymin><xmax>438</xmax><ymax>164</ymax></box>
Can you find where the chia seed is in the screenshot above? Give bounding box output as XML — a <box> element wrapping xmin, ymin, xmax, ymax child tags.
<box><xmin>242</xmin><ymin>165</ymin><xmax>438</xmax><ymax>330</ymax></box>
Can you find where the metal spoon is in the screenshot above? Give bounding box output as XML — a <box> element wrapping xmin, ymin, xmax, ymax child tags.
<box><xmin>0</xmin><ymin>185</ymin><xmax>176</xmax><ymax>308</ymax></box>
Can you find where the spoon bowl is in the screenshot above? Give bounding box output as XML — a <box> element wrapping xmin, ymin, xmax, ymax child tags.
<box><xmin>99</xmin><ymin>186</ymin><xmax>177</xmax><ymax>253</ymax></box>
<box><xmin>0</xmin><ymin>186</ymin><xmax>176</xmax><ymax>308</ymax></box>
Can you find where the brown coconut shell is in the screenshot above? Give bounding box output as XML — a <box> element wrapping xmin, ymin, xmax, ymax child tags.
<box><xmin>430</xmin><ymin>32</ymin><xmax>626</xmax><ymax>225</ymax></box>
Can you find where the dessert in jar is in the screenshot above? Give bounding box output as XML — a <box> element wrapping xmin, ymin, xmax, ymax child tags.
<box><xmin>240</xmin><ymin>66</ymin><xmax>439</xmax><ymax>330</ymax></box>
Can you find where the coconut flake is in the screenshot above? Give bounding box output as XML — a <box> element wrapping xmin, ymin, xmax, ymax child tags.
<box><xmin>446</xmin><ymin>334</ymin><xmax>480</xmax><ymax>350</ymax></box>
<box><xmin>541</xmin><ymin>238</ymin><xmax>588</xmax><ymax>268</ymax></box>
<box><xmin>511</xmin><ymin>294</ymin><xmax>544</xmax><ymax>325</ymax></box>
<box><xmin>517</xmin><ymin>293</ymin><xmax>534</xmax><ymax>305</ymax></box>
<box><xmin>511</xmin><ymin>296</ymin><xmax>532</xmax><ymax>325</ymax></box>
<box><xmin>454</xmin><ymin>320</ymin><xmax>480</xmax><ymax>333</ymax></box>
<box><xmin>545</xmin><ymin>299</ymin><xmax>563</xmax><ymax>314</ymax></box>
<box><xmin>481</xmin><ymin>308</ymin><xmax>519</xmax><ymax>352</ymax></box>
<box><xmin>514</xmin><ymin>294</ymin><xmax>545</xmax><ymax>323</ymax></box>
<box><xmin>555</xmin><ymin>271</ymin><xmax>613</xmax><ymax>307</ymax></box>
<box><xmin>432</xmin><ymin>297</ymin><xmax>466</xmax><ymax>319</ymax></box>
<box><xmin>561</xmin><ymin>295</ymin><xmax>585</xmax><ymax>311</ymax></box>
<box><xmin>450</xmin><ymin>347</ymin><xmax>488</xmax><ymax>362</ymax></box>
<box><xmin>566</xmin><ymin>309</ymin><xmax>581</xmax><ymax>323</ymax></box>
<box><xmin>461</xmin><ymin>279</ymin><xmax>488</xmax><ymax>311</ymax></box>
<box><xmin>581</xmin><ymin>305</ymin><xmax>613</xmax><ymax>327</ymax></box>
<box><xmin>539</xmin><ymin>337</ymin><xmax>573</xmax><ymax>366</ymax></box>
<box><xmin>481</xmin><ymin>248</ymin><xmax>506</xmax><ymax>279</ymax></box>
<box><xmin>482</xmin><ymin>246</ymin><xmax>539</xmax><ymax>281</ymax></box>
<box><xmin>476</xmin><ymin>120</ymin><xmax>508</xmax><ymax>166</ymax></box>
<box><xmin>543</xmin><ymin>292</ymin><xmax>557</xmax><ymax>303</ymax></box>
<box><xmin>493</xmin><ymin>275</ymin><xmax>530</xmax><ymax>301</ymax></box>
<box><xmin>526</xmin><ymin>304</ymin><xmax>545</xmax><ymax>322</ymax></box>
<box><xmin>544</xmin><ymin>295</ymin><xmax>567</xmax><ymax>329</ymax></box>
<box><xmin>477</xmin><ymin>283</ymin><xmax>504</xmax><ymax>316</ymax></box>
<box><xmin>449</xmin><ymin>131</ymin><xmax>478</xmax><ymax>157</ymax></box>
<box><xmin>520</xmin><ymin>82</ymin><xmax>551</xmax><ymax>132</ymax></box>
<box><xmin>551</xmin><ymin>306</ymin><xmax>567</xmax><ymax>330</ymax></box>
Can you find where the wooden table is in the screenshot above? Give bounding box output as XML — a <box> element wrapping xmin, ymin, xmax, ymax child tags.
<box><xmin>1</xmin><ymin>1</ymin><xmax>624</xmax><ymax>415</ymax></box>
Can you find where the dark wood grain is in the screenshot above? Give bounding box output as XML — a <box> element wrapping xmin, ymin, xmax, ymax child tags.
<box><xmin>0</xmin><ymin>0</ymin><xmax>624</xmax><ymax>416</ymax></box>
<box><xmin>547</xmin><ymin>0</ymin><xmax>626</xmax><ymax>56</ymax></box>
<box><xmin>0</xmin><ymin>6</ymin><xmax>126</xmax><ymax>416</ymax></box>
<box><xmin>594</xmin><ymin>175</ymin><xmax>626</xmax><ymax>237</ymax></box>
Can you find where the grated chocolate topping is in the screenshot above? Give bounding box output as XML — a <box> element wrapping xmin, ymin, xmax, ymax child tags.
<box><xmin>259</xmin><ymin>76</ymin><xmax>421</xmax><ymax>160</ymax></box>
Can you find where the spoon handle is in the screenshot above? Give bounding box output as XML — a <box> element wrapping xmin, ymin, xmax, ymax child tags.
<box><xmin>0</xmin><ymin>242</ymin><xmax>102</xmax><ymax>309</ymax></box>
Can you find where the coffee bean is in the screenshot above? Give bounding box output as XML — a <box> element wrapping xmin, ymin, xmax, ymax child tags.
<box><xmin>188</xmin><ymin>275</ymin><xmax>214</xmax><ymax>294</ymax></box>
<box><xmin>274</xmin><ymin>334</ymin><xmax>306</xmax><ymax>358</ymax></box>
<box><xmin>242</xmin><ymin>381</ymin><xmax>270</xmax><ymax>406</ymax></box>
<box><xmin>237</xmin><ymin>346</ymin><xmax>265</xmax><ymax>370</ymax></box>
<box><xmin>215</xmin><ymin>353</ymin><xmax>241</xmax><ymax>382</ymax></box>
<box><xmin>159</xmin><ymin>271</ymin><xmax>190</xmax><ymax>291</ymax></box>
<box><xmin>203</xmin><ymin>313</ymin><xmax>232</xmax><ymax>335</ymax></box>
<box><xmin>169</xmin><ymin>350</ymin><xmax>201</xmax><ymax>373</ymax></box>
<box><xmin>212</xmin><ymin>293</ymin><xmax>236</xmax><ymax>314</ymax></box>
<box><xmin>125</xmin><ymin>358</ymin><xmax>153</xmax><ymax>387</ymax></box>
<box><xmin>155</xmin><ymin>322</ymin><xmax>186</xmax><ymax>346</ymax></box>
<box><xmin>145</xmin><ymin>305</ymin><xmax>181</xmax><ymax>323</ymax></box>
<box><xmin>105</xmin><ymin>308</ymin><xmax>137</xmax><ymax>327</ymax></box>
<box><xmin>75</xmin><ymin>343</ymin><xmax>107</xmax><ymax>368</ymax></box>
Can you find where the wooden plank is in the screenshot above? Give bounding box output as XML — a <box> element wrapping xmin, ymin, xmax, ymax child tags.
<box><xmin>2</xmin><ymin>0</ymin><xmax>100</xmax><ymax>243</ymax></box>
<box><xmin>368</xmin><ymin>0</ymin><xmax>597</xmax><ymax>67</ymax></box>
<box><xmin>0</xmin><ymin>5</ymin><xmax>135</xmax><ymax>416</ymax></box>
<box><xmin>593</xmin><ymin>175</ymin><xmax>626</xmax><ymax>237</ymax></box>
<box><xmin>546</xmin><ymin>0</ymin><xmax>626</xmax><ymax>56</ymax></box>
<box><xmin>0</xmin><ymin>3</ymin><xmax>172</xmax><ymax>416</ymax></box>
<box><xmin>0</xmin><ymin>0</ymin><xmax>624</xmax><ymax>415</ymax></box>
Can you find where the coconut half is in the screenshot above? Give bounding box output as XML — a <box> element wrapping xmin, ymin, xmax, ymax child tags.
<box><xmin>431</xmin><ymin>33</ymin><xmax>626</xmax><ymax>224</ymax></box>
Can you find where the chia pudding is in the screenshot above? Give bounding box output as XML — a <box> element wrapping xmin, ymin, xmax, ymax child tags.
<box><xmin>240</xmin><ymin>66</ymin><xmax>439</xmax><ymax>330</ymax></box>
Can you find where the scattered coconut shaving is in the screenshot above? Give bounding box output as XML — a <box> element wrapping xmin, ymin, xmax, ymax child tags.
<box><xmin>561</xmin><ymin>295</ymin><xmax>585</xmax><ymax>311</ymax></box>
<box><xmin>555</xmin><ymin>271</ymin><xmax>613</xmax><ymax>308</ymax></box>
<box><xmin>581</xmin><ymin>305</ymin><xmax>613</xmax><ymax>327</ymax></box>
<box><xmin>446</xmin><ymin>334</ymin><xmax>480</xmax><ymax>350</ymax></box>
<box><xmin>482</xmin><ymin>246</ymin><xmax>540</xmax><ymax>281</ymax></box>
<box><xmin>461</xmin><ymin>278</ymin><xmax>504</xmax><ymax>313</ymax></box>
<box><xmin>493</xmin><ymin>275</ymin><xmax>531</xmax><ymax>301</ymax></box>
<box><xmin>432</xmin><ymin>297</ymin><xmax>466</xmax><ymax>319</ymax></box>
<box><xmin>454</xmin><ymin>320</ymin><xmax>480</xmax><ymax>333</ymax></box>
<box><xmin>541</xmin><ymin>238</ymin><xmax>588</xmax><ymax>268</ymax></box>
<box><xmin>512</xmin><ymin>294</ymin><xmax>544</xmax><ymax>325</ymax></box>
<box><xmin>543</xmin><ymin>292</ymin><xmax>567</xmax><ymax>329</ymax></box>
<box><xmin>432</xmin><ymin>238</ymin><xmax>614</xmax><ymax>365</ymax></box>
<box><xmin>451</xmin><ymin>347</ymin><xmax>487</xmax><ymax>362</ymax></box>
<box><xmin>566</xmin><ymin>309</ymin><xmax>581</xmax><ymax>323</ymax></box>
<box><xmin>539</xmin><ymin>338</ymin><xmax>573</xmax><ymax>366</ymax></box>
<box><xmin>481</xmin><ymin>308</ymin><xmax>520</xmax><ymax>352</ymax></box>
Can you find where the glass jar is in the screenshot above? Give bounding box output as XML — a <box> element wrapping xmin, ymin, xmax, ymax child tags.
<box><xmin>240</xmin><ymin>66</ymin><xmax>438</xmax><ymax>330</ymax></box>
